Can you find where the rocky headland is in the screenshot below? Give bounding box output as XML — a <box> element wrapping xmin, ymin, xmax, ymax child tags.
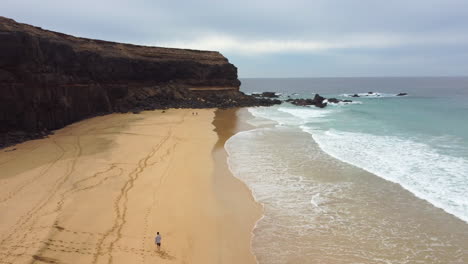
<box><xmin>0</xmin><ymin>17</ymin><xmax>279</xmax><ymax>148</ymax></box>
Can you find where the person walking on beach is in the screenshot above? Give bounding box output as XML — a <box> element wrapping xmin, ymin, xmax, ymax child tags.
<box><xmin>155</xmin><ymin>232</ymin><xmax>162</xmax><ymax>251</ymax></box>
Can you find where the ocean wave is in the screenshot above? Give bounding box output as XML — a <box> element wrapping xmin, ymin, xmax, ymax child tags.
<box><xmin>248</xmin><ymin>106</ymin><xmax>337</xmax><ymax>127</ymax></box>
<box><xmin>324</xmin><ymin>99</ymin><xmax>363</xmax><ymax>106</ymax></box>
<box><xmin>309</xmin><ymin>128</ymin><xmax>468</xmax><ymax>223</ymax></box>
<box><xmin>277</xmin><ymin>107</ymin><xmax>334</xmax><ymax>123</ymax></box>
<box><xmin>341</xmin><ymin>92</ymin><xmax>406</xmax><ymax>98</ymax></box>
<box><xmin>248</xmin><ymin>105</ymin><xmax>468</xmax><ymax>224</ymax></box>
<box><xmin>225</xmin><ymin>115</ymin><xmax>468</xmax><ymax>263</ymax></box>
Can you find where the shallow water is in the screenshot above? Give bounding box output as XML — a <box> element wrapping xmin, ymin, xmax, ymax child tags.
<box><xmin>226</xmin><ymin>126</ymin><xmax>468</xmax><ymax>263</ymax></box>
<box><xmin>241</xmin><ymin>77</ymin><xmax>468</xmax><ymax>223</ymax></box>
<box><xmin>228</xmin><ymin>77</ymin><xmax>468</xmax><ymax>263</ymax></box>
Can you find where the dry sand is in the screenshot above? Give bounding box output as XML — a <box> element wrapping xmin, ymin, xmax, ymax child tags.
<box><xmin>0</xmin><ymin>109</ymin><xmax>261</xmax><ymax>264</ymax></box>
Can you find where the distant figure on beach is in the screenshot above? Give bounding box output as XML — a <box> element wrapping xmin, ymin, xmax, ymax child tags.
<box><xmin>155</xmin><ymin>232</ymin><xmax>162</xmax><ymax>251</ymax></box>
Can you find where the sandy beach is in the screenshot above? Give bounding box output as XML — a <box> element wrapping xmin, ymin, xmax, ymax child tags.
<box><xmin>0</xmin><ymin>109</ymin><xmax>261</xmax><ymax>264</ymax></box>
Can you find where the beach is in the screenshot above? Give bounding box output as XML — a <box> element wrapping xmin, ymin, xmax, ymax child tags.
<box><xmin>227</xmin><ymin>122</ymin><xmax>468</xmax><ymax>263</ymax></box>
<box><xmin>2</xmin><ymin>79</ymin><xmax>468</xmax><ymax>264</ymax></box>
<box><xmin>0</xmin><ymin>109</ymin><xmax>261</xmax><ymax>264</ymax></box>
<box><xmin>229</xmin><ymin>77</ymin><xmax>468</xmax><ymax>263</ymax></box>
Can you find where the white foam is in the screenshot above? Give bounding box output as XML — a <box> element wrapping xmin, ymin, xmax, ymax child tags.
<box><xmin>248</xmin><ymin>106</ymin><xmax>337</xmax><ymax>127</ymax></box>
<box><xmin>248</xmin><ymin>106</ymin><xmax>468</xmax><ymax>224</ymax></box>
<box><xmin>224</xmin><ymin>129</ymin><xmax>267</xmax><ymax>264</ymax></box>
<box><xmin>341</xmin><ymin>92</ymin><xmax>402</xmax><ymax>98</ymax></box>
<box><xmin>310</xmin><ymin>193</ymin><xmax>321</xmax><ymax>207</ymax></box>
<box><xmin>225</xmin><ymin>126</ymin><xmax>351</xmax><ymax>215</ymax></box>
<box><xmin>224</xmin><ymin>118</ymin><xmax>468</xmax><ymax>263</ymax></box>
<box><xmin>245</xmin><ymin>109</ymin><xmax>279</xmax><ymax>127</ymax></box>
<box><xmin>248</xmin><ymin>107</ymin><xmax>303</xmax><ymax>126</ymax></box>
<box><xmin>324</xmin><ymin>100</ymin><xmax>363</xmax><ymax>106</ymax></box>
<box><xmin>309</xmin><ymin>129</ymin><xmax>468</xmax><ymax>223</ymax></box>
<box><xmin>277</xmin><ymin>107</ymin><xmax>334</xmax><ymax>121</ymax></box>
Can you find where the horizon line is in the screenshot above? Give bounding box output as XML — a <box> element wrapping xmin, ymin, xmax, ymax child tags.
<box><xmin>239</xmin><ymin>75</ymin><xmax>468</xmax><ymax>79</ymax></box>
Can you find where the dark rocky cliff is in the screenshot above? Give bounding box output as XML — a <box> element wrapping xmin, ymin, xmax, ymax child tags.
<box><xmin>0</xmin><ymin>17</ymin><xmax>278</xmax><ymax>148</ymax></box>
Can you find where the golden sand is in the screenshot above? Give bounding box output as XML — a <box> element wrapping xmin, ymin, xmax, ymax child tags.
<box><xmin>0</xmin><ymin>109</ymin><xmax>260</xmax><ymax>264</ymax></box>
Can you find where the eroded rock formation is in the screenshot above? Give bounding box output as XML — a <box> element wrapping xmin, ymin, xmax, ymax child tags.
<box><xmin>0</xmin><ymin>17</ymin><xmax>279</xmax><ymax>148</ymax></box>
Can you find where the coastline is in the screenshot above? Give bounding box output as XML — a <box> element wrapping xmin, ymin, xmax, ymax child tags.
<box><xmin>226</xmin><ymin>106</ymin><xmax>468</xmax><ymax>263</ymax></box>
<box><xmin>0</xmin><ymin>108</ymin><xmax>261</xmax><ymax>263</ymax></box>
<box><xmin>212</xmin><ymin>108</ymin><xmax>263</xmax><ymax>264</ymax></box>
<box><xmin>0</xmin><ymin>16</ymin><xmax>281</xmax><ymax>150</ymax></box>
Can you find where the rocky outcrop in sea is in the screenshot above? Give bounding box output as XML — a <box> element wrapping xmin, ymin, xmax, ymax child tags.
<box><xmin>284</xmin><ymin>94</ymin><xmax>354</xmax><ymax>108</ymax></box>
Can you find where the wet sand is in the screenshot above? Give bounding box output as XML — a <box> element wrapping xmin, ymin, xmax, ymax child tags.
<box><xmin>225</xmin><ymin>117</ymin><xmax>468</xmax><ymax>264</ymax></box>
<box><xmin>0</xmin><ymin>108</ymin><xmax>260</xmax><ymax>264</ymax></box>
<box><xmin>212</xmin><ymin>108</ymin><xmax>263</xmax><ymax>263</ymax></box>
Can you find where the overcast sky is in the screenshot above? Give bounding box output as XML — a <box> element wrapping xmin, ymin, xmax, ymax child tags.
<box><xmin>3</xmin><ymin>0</ymin><xmax>468</xmax><ymax>77</ymax></box>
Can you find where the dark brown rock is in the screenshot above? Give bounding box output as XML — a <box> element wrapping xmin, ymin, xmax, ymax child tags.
<box><xmin>251</xmin><ymin>92</ymin><xmax>279</xmax><ymax>98</ymax></box>
<box><xmin>261</xmin><ymin>92</ymin><xmax>279</xmax><ymax>98</ymax></box>
<box><xmin>327</xmin><ymin>98</ymin><xmax>340</xmax><ymax>103</ymax></box>
<box><xmin>286</xmin><ymin>94</ymin><xmax>327</xmax><ymax>108</ymax></box>
<box><xmin>0</xmin><ymin>16</ymin><xmax>279</xmax><ymax>148</ymax></box>
<box><xmin>312</xmin><ymin>94</ymin><xmax>327</xmax><ymax>108</ymax></box>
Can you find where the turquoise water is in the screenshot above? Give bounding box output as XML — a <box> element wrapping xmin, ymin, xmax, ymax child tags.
<box><xmin>240</xmin><ymin>77</ymin><xmax>468</xmax><ymax>223</ymax></box>
<box><xmin>227</xmin><ymin>78</ymin><xmax>468</xmax><ymax>263</ymax></box>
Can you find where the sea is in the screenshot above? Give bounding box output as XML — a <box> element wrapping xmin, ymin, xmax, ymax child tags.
<box><xmin>226</xmin><ymin>77</ymin><xmax>468</xmax><ymax>263</ymax></box>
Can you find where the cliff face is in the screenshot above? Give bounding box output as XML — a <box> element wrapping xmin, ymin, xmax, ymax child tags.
<box><xmin>0</xmin><ymin>17</ymin><xmax>277</xmax><ymax>147</ymax></box>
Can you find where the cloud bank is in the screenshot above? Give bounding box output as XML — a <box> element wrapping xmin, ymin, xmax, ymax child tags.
<box><xmin>155</xmin><ymin>32</ymin><xmax>468</xmax><ymax>55</ymax></box>
<box><xmin>3</xmin><ymin>0</ymin><xmax>468</xmax><ymax>77</ymax></box>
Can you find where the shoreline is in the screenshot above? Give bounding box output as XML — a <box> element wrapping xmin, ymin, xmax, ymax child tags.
<box><xmin>228</xmin><ymin>107</ymin><xmax>468</xmax><ymax>263</ymax></box>
<box><xmin>0</xmin><ymin>108</ymin><xmax>262</xmax><ymax>263</ymax></box>
<box><xmin>247</xmin><ymin>104</ymin><xmax>468</xmax><ymax>224</ymax></box>
<box><xmin>310</xmin><ymin>132</ymin><xmax>468</xmax><ymax>224</ymax></box>
<box><xmin>0</xmin><ymin>16</ymin><xmax>282</xmax><ymax>150</ymax></box>
<box><xmin>212</xmin><ymin>108</ymin><xmax>264</xmax><ymax>264</ymax></box>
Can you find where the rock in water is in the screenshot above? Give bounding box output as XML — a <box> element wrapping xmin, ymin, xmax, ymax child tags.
<box><xmin>311</xmin><ymin>94</ymin><xmax>327</xmax><ymax>108</ymax></box>
<box><xmin>327</xmin><ymin>98</ymin><xmax>341</xmax><ymax>103</ymax></box>
<box><xmin>261</xmin><ymin>92</ymin><xmax>279</xmax><ymax>98</ymax></box>
<box><xmin>285</xmin><ymin>94</ymin><xmax>328</xmax><ymax>108</ymax></box>
<box><xmin>251</xmin><ymin>92</ymin><xmax>279</xmax><ymax>98</ymax></box>
<box><xmin>0</xmin><ymin>16</ymin><xmax>279</xmax><ymax>148</ymax></box>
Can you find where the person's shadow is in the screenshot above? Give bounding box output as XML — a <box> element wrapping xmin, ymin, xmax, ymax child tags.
<box><xmin>156</xmin><ymin>250</ymin><xmax>175</xmax><ymax>260</ymax></box>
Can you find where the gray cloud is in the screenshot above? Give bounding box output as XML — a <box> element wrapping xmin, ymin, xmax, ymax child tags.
<box><xmin>2</xmin><ymin>0</ymin><xmax>468</xmax><ymax>76</ymax></box>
